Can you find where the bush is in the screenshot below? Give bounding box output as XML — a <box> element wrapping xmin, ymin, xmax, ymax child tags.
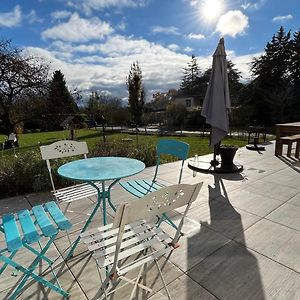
<box><xmin>90</xmin><ymin>141</ymin><xmax>157</xmax><ymax>167</ymax></box>
<box><xmin>0</xmin><ymin>141</ymin><xmax>158</xmax><ymax>198</ymax></box>
<box><xmin>0</xmin><ymin>151</ymin><xmax>49</xmax><ymax>197</ymax></box>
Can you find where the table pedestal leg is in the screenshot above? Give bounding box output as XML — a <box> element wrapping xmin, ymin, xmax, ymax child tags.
<box><xmin>65</xmin><ymin>179</ymin><xmax>119</xmax><ymax>259</ymax></box>
<box><xmin>66</xmin><ymin>200</ymin><xmax>101</xmax><ymax>260</ymax></box>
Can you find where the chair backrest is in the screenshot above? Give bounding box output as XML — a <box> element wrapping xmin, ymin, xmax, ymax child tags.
<box><xmin>40</xmin><ymin>140</ymin><xmax>89</xmax><ymax>191</ymax></box>
<box><xmin>109</xmin><ymin>183</ymin><xmax>202</xmax><ymax>278</ymax></box>
<box><xmin>113</xmin><ymin>183</ymin><xmax>202</xmax><ymax>228</ymax></box>
<box><xmin>154</xmin><ymin>139</ymin><xmax>190</xmax><ymax>183</ymax></box>
<box><xmin>8</xmin><ymin>133</ymin><xmax>17</xmax><ymax>142</ymax></box>
<box><xmin>157</xmin><ymin>139</ymin><xmax>189</xmax><ymax>160</ymax></box>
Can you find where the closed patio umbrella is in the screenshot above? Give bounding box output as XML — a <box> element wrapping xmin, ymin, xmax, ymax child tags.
<box><xmin>201</xmin><ymin>37</ymin><xmax>231</xmax><ymax>165</ymax></box>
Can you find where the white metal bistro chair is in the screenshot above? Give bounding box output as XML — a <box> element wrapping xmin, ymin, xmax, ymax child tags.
<box><xmin>81</xmin><ymin>182</ymin><xmax>203</xmax><ymax>300</ymax></box>
<box><xmin>40</xmin><ymin>140</ymin><xmax>105</xmax><ymax>241</ymax></box>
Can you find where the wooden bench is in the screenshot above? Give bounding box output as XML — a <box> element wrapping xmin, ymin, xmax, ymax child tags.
<box><xmin>278</xmin><ymin>134</ymin><xmax>300</xmax><ymax>158</ymax></box>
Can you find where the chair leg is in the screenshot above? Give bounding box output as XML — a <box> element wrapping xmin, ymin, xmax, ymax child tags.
<box><xmin>296</xmin><ymin>141</ymin><xmax>300</xmax><ymax>159</ymax></box>
<box><xmin>157</xmin><ymin>213</ymin><xmax>178</xmax><ymax>231</ymax></box>
<box><xmin>0</xmin><ymin>256</ymin><xmax>69</xmax><ymax>299</ymax></box>
<box><xmin>1</xmin><ymin>234</ymin><xmax>69</xmax><ymax>299</ymax></box>
<box><xmin>154</xmin><ymin>258</ymin><xmax>172</xmax><ymax>300</ymax></box>
<box><xmin>287</xmin><ymin>142</ymin><xmax>292</xmax><ymax>157</ymax></box>
<box><xmin>0</xmin><ymin>250</ymin><xmax>17</xmax><ymax>275</ymax></box>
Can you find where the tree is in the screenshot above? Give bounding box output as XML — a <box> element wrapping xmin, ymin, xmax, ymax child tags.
<box><xmin>166</xmin><ymin>102</ymin><xmax>187</xmax><ymax>128</ymax></box>
<box><xmin>289</xmin><ymin>29</ymin><xmax>300</xmax><ymax>121</ymax></box>
<box><xmin>126</xmin><ymin>62</ymin><xmax>145</xmax><ymax>126</ymax></box>
<box><xmin>180</xmin><ymin>55</ymin><xmax>202</xmax><ymax>94</ymax></box>
<box><xmin>197</xmin><ymin>60</ymin><xmax>243</xmax><ymax>106</ymax></box>
<box><xmin>0</xmin><ymin>39</ymin><xmax>49</xmax><ymax>135</ymax></box>
<box><xmin>250</xmin><ymin>26</ymin><xmax>293</xmax><ymax>123</ymax></box>
<box><xmin>227</xmin><ymin>60</ymin><xmax>244</xmax><ymax>105</ymax></box>
<box><xmin>46</xmin><ymin>70</ymin><xmax>78</xmax><ymax>130</ymax></box>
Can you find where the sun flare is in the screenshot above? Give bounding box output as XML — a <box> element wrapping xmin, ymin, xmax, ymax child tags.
<box><xmin>201</xmin><ymin>0</ymin><xmax>224</xmax><ymax>21</ymax></box>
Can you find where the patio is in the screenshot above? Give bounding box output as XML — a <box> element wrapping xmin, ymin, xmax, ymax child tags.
<box><xmin>0</xmin><ymin>141</ymin><xmax>300</xmax><ymax>299</ymax></box>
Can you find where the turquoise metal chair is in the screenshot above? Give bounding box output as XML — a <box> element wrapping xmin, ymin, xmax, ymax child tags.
<box><xmin>119</xmin><ymin>139</ymin><xmax>190</xmax><ymax>229</ymax></box>
<box><xmin>0</xmin><ymin>201</ymin><xmax>72</xmax><ymax>299</ymax></box>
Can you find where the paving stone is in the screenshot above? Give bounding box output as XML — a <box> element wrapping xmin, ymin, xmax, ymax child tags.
<box><xmin>235</xmin><ymin>218</ymin><xmax>300</xmax><ymax>273</ymax></box>
<box><xmin>188</xmin><ymin>241</ymin><xmax>300</xmax><ymax>300</ymax></box>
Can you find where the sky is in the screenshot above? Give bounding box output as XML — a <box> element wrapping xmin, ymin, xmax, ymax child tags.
<box><xmin>0</xmin><ymin>0</ymin><xmax>299</xmax><ymax>101</ymax></box>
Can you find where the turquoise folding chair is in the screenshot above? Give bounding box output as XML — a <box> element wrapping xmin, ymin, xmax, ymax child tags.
<box><xmin>0</xmin><ymin>201</ymin><xmax>72</xmax><ymax>299</ymax></box>
<box><xmin>119</xmin><ymin>139</ymin><xmax>190</xmax><ymax>229</ymax></box>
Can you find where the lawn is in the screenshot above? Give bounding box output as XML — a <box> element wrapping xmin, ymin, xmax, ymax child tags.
<box><xmin>0</xmin><ymin>128</ymin><xmax>251</xmax><ymax>159</ymax></box>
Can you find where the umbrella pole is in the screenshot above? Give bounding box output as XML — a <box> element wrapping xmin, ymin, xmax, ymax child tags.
<box><xmin>210</xmin><ymin>142</ymin><xmax>220</xmax><ymax>168</ymax></box>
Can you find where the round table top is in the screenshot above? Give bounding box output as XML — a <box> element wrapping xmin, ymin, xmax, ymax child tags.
<box><xmin>57</xmin><ymin>156</ymin><xmax>145</xmax><ymax>182</ymax></box>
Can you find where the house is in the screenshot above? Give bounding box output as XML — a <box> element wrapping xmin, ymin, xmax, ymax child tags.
<box><xmin>172</xmin><ymin>95</ymin><xmax>201</xmax><ymax>111</ymax></box>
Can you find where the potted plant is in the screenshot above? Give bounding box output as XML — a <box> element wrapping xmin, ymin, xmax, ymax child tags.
<box><xmin>219</xmin><ymin>145</ymin><xmax>238</xmax><ymax>170</ymax></box>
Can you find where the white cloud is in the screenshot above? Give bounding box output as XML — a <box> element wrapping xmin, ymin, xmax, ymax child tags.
<box><xmin>187</xmin><ymin>33</ymin><xmax>205</xmax><ymax>40</ymax></box>
<box><xmin>51</xmin><ymin>10</ymin><xmax>72</xmax><ymax>21</ymax></box>
<box><xmin>67</xmin><ymin>0</ymin><xmax>148</xmax><ymax>15</ymax></box>
<box><xmin>117</xmin><ymin>19</ymin><xmax>126</xmax><ymax>31</ymax></box>
<box><xmin>26</xmin><ymin>33</ymin><xmax>259</xmax><ymax>99</ymax></box>
<box><xmin>216</xmin><ymin>10</ymin><xmax>249</xmax><ymax>37</ymax></box>
<box><xmin>227</xmin><ymin>50</ymin><xmax>262</xmax><ymax>81</ymax></box>
<box><xmin>272</xmin><ymin>14</ymin><xmax>293</xmax><ymax>22</ymax></box>
<box><xmin>168</xmin><ymin>44</ymin><xmax>180</xmax><ymax>51</ymax></box>
<box><xmin>0</xmin><ymin>5</ymin><xmax>22</xmax><ymax>27</ymax></box>
<box><xmin>42</xmin><ymin>13</ymin><xmax>114</xmax><ymax>42</ymax></box>
<box><xmin>189</xmin><ymin>0</ymin><xmax>198</xmax><ymax>6</ymax></box>
<box><xmin>151</xmin><ymin>26</ymin><xmax>181</xmax><ymax>36</ymax></box>
<box><xmin>184</xmin><ymin>46</ymin><xmax>193</xmax><ymax>53</ymax></box>
<box><xmin>241</xmin><ymin>0</ymin><xmax>266</xmax><ymax>10</ymax></box>
<box><xmin>27</xmin><ymin>10</ymin><xmax>43</xmax><ymax>24</ymax></box>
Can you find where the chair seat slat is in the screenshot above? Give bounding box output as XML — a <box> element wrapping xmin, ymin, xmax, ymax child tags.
<box><xmin>84</xmin><ymin>222</ymin><xmax>154</xmax><ymax>247</ymax></box>
<box><xmin>134</xmin><ymin>180</ymin><xmax>158</xmax><ymax>193</ymax></box>
<box><xmin>80</xmin><ymin>219</ymin><xmax>144</xmax><ymax>239</ymax></box>
<box><xmin>95</xmin><ymin>235</ymin><xmax>170</xmax><ymax>267</ymax></box>
<box><xmin>45</xmin><ymin>202</ymin><xmax>72</xmax><ymax>231</ymax></box>
<box><xmin>17</xmin><ymin>210</ymin><xmax>40</xmax><ymax>244</ymax></box>
<box><xmin>89</xmin><ymin>228</ymin><xmax>170</xmax><ymax>255</ymax></box>
<box><xmin>32</xmin><ymin>205</ymin><xmax>57</xmax><ymax>237</ymax></box>
<box><xmin>119</xmin><ymin>182</ymin><xmax>145</xmax><ymax>198</ymax></box>
<box><xmin>127</xmin><ymin>180</ymin><xmax>152</xmax><ymax>195</ymax></box>
<box><xmin>54</xmin><ymin>183</ymin><xmax>104</xmax><ymax>196</ymax></box>
<box><xmin>2</xmin><ymin>214</ymin><xmax>22</xmax><ymax>252</ymax></box>
<box><xmin>118</xmin><ymin>247</ymin><xmax>173</xmax><ymax>276</ymax></box>
<box><xmin>86</xmin><ymin>224</ymin><xmax>164</xmax><ymax>251</ymax></box>
<box><xmin>142</xmin><ymin>179</ymin><xmax>165</xmax><ymax>189</ymax></box>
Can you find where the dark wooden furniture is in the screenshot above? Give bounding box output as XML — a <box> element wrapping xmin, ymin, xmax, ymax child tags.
<box><xmin>275</xmin><ymin>122</ymin><xmax>300</xmax><ymax>157</ymax></box>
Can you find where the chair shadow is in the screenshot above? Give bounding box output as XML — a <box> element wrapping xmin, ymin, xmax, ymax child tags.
<box><xmin>277</xmin><ymin>155</ymin><xmax>300</xmax><ymax>174</ymax></box>
<box><xmin>187</xmin><ymin>175</ymin><xmax>266</xmax><ymax>299</ymax></box>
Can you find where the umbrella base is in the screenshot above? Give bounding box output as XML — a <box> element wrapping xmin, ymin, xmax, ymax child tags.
<box><xmin>188</xmin><ymin>157</ymin><xmax>243</xmax><ymax>174</ymax></box>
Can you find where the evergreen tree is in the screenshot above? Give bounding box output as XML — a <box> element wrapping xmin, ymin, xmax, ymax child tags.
<box><xmin>250</xmin><ymin>26</ymin><xmax>293</xmax><ymax>123</ymax></box>
<box><xmin>227</xmin><ymin>60</ymin><xmax>244</xmax><ymax>104</ymax></box>
<box><xmin>126</xmin><ymin>62</ymin><xmax>145</xmax><ymax>126</ymax></box>
<box><xmin>290</xmin><ymin>29</ymin><xmax>300</xmax><ymax>121</ymax></box>
<box><xmin>47</xmin><ymin>70</ymin><xmax>78</xmax><ymax>129</ymax></box>
<box><xmin>180</xmin><ymin>55</ymin><xmax>202</xmax><ymax>94</ymax></box>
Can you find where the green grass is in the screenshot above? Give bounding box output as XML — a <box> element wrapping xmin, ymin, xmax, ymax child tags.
<box><xmin>0</xmin><ymin>128</ymin><xmax>252</xmax><ymax>159</ymax></box>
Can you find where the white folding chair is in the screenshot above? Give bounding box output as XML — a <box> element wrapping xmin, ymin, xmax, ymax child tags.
<box><xmin>81</xmin><ymin>182</ymin><xmax>203</xmax><ymax>300</ymax></box>
<box><xmin>40</xmin><ymin>140</ymin><xmax>104</xmax><ymax>242</ymax></box>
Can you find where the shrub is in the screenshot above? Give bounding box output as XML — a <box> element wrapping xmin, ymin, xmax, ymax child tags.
<box><xmin>0</xmin><ymin>151</ymin><xmax>49</xmax><ymax>197</ymax></box>
<box><xmin>90</xmin><ymin>141</ymin><xmax>157</xmax><ymax>167</ymax></box>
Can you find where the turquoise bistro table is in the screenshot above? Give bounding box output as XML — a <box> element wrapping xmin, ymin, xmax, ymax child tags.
<box><xmin>58</xmin><ymin>156</ymin><xmax>145</xmax><ymax>259</ymax></box>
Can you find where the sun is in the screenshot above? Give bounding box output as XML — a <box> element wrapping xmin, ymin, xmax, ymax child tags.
<box><xmin>201</xmin><ymin>0</ymin><xmax>224</xmax><ymax>22</ymax></box>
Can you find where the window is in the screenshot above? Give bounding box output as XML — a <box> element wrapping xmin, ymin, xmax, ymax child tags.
<box><xmin>186</xmin><ymin>99</ymin><xmax>191</xmax><ymax>107</ymax></box>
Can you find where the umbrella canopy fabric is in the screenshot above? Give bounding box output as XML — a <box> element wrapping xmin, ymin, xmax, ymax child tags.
<box><xmin>201</xmin><ymin>37</ymin><xmax>231</xmax><ymax>147</ymax></box>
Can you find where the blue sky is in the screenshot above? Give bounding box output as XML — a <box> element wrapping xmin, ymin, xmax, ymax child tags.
<box><xmin>0</xmin><ymin>0</ymin><xmax>299</xmax><ymax>100</ymax></box>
